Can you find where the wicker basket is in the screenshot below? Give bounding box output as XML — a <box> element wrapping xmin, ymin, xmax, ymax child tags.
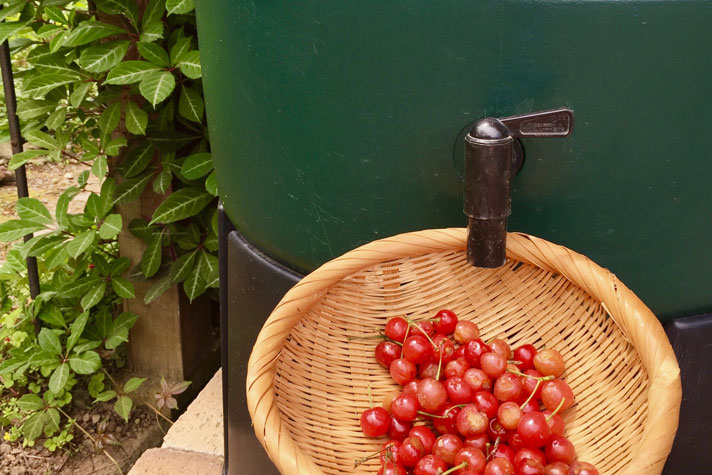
<box><xmin>246</xmin><ymin>229</ymin><xmax>681</xmax><ymax>475</ymax></box>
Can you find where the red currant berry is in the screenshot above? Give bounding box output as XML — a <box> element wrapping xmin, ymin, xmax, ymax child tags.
<box><xmin>417</xmin><ymin>378</ymin><xmax>448</xmax><ymax>413</ymax></box>
<box><xmin>480</xmin><ymin>352</ymin><xmax>507</xmax><ymax>378</ymax></box>
<box><xmin>456</xmin><ymin>404</ymin><xmax>488</xmax><ymax>437</ymax></box>
<box><xmin>432</xmin><ymin>434</ymin><xmax>463</xmax><ymax>465</ymax></box>
<box><xmin>544</xmin><ymin>435</ymin><xmax>575</xmax><ymax>464</ymax></box>
<box><xmin>445</xmin><ymin>376</ymin><xmax>473</xmax><ymax>404</ymax></box>
<box><xmin>388</xmin><ymin>414</ymin><xmax>412</xmax><ymax>441</ymax></box>
<box><xmin>385</xmin><ymin>317</ymin><xmax>409</xmax><ymax>342</ymax></box>
<box><xmin>390</xmin><ymin>358</ymin><xmax>417</xmax><ymax>386</ymax></box>
<box><xmin>463</xmin><ymin>368</ymin><xmax>492</xmax><ymax>392</ymax></box>
<box><xmin>454</xmin><ymin>321</ymin><xmax>480</xmax><ymax>344</ymax></box>
<box><xmin>516</xmin><ymin>412</ymin><xmax>551</xmax><ymax>448</ymax></box>
<box><xmin>398</xmin><ymin>436</ymin><xmax>425</xmax><ymax>467</ymax></box>
<box><xmin>513</xmin><ymin>344</ymin><xmax>537</xmax><ymax>371</ymax></box>
<box><xmin>403</xmin><ymin>380</ymin><xmax>419</xmax><ymax>398</ymax></box>
<box><xmin>464</xmin><ymin>433</ymin><xmax>487</xmax><ymax>452</ymax></box>
<box><xmin>432</xmin><ymin>333</ymin><xmax>456</xmax><ymax>364</ymax></box>
<box><xmin>533</xmin><ymin>349</ymin><xmax>565</xmax><ymax>378</ymax></box>
<box><xmin>472</xmin><ymin>390</ymin><xmax>499</xmax><ymax>419</ymax></box>
<box><xmin>376</xmin><ymin>341</ymin><xmax>402</xmax><ymax>369</ymax></box>
<box><xmin>419</xmin><ymin>361</ymin><xmax>440</xmax><ymax>380</ymax></box>
<box><xmin>379</xmin><ymin>440</ymin><xmax>402</xmax><ymax>465</ymax></box>
<box><xmin>516</xmin><ymin>458</ymin><xmax>545</xmax><ymax>475</ymax></box>
<box><xmin>492</xmin><ymin>443</ymin><xmax>515</xmax><ymax>465</ymax></box>
<box><xmin>513</xmin><ymin>447</ymin><xmax>546</xmax><ymax>467</ymax></box>
<box><xmin>568</xmin><ymin>461</ymin><xmax>599</xmax><ymax>475</ymax></box>
<box><xmin>520</xmin><ymin>369</ymin><xmax>545</xmax><ymax>401</ymax></box>
<box><xmin>490</xmin><ymin>338</ymin><xmax>512</xmax><ymax>359</ymax></box>
<box><xmin>360</xmin><ymin>407</ymin><xmax>390</xmax><ymax>437</ymax></box>
<box><xmin>455</xmin><ymin>446</ymin><xmax>487</xmax><ymax>474</ymax></box>
<box><xmin>404</xmin><ymin>335</ymin><xmax>433</xmax><ymax>364</ymax></box>
<box><xmin>432</xmin><ymin>402</ymin><xmax>461</xmax><ymax>435</ymax></box>
<box><xmin>392</xmin><ymin>393</ymin><xmax>419</xmax><ymax>422</ymax></box>
<box><xmin>445</xmin><ymin>357</ymin><xmax>471</xmax><ymax>379</ymax></box>
<box><xmin>487</xmin><ymin>418</ymin><xmax>507</xmax><ymax>441</ymax></box>
<box><xmin>414</xmin><ymin>454</ymin><xmax>448</xmax><ymax>475</ymax></box>
<box><xmin>417</xmin><ymin>320</ymin><xmax>435</xmax><ymax>337</ymax></box>
<box><xmin>497</xmin><ymin>401</ymin><xmax>523</xmax><ymax>430</ymax></box>
<box><xmin>541</xmin><ymin>410</ymin><xmax>565</xmax><ymax>436</ymax></box>
<box><xmin>493</xmin><ymin>373</ymin><xmax>523</xmax><ymax>402</ymax></box>
<box><xmin>544</xmin><ymin>461</ymin><xmax>569</xmax><ymax>475</ymax></box>
<box><xmin>378</xmin><ymin>461</ymin><xmax>407</xmax><ymax>475</ymax></box>
<box><xmin>409</xmin><ymin>425</ymin><xmax>436</xmax><ymax>453</ymax></box>
<box><xmin>464</xmin><ymin>339</ymin><xmax>491</xmax><ymax>367</ymax></box>
<box><xmin>433</xmin><ymin>309</ymin><xmax>458</xmax><ymax>335</ymax></box>
<box><xmin>540</xmin><ymin>380</ymin><xmax>574</xmax><ymax>412</ymax></box>
<box><xmin>484</xmin><ymin>456</ymin><xmax>514</xmax><ymax>475</ymax></box>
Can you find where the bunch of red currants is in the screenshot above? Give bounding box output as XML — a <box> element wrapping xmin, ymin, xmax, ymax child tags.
<box><xmin>358</xmin><ymin>310</ymin><xmax>599</xmax><ymax>475</ymax></box>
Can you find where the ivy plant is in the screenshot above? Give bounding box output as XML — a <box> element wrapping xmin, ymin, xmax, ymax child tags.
<box><xmin>0</xmin><ymin>0</ymin><xmax>214</xmax><ymax>448</ymax></box>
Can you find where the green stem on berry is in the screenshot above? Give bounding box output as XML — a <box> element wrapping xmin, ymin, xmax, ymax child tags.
<box><xmin>435</xmin><ymin>340</ymin><xmax>444</xmax><ymax>381</ymax></box>
<box><xmin>485</xmin><ymin>436</ymin><xmax>501</xmax><ymax>461</ymax></box>
<box><xmin>417</xmin><ymin>403</ymin><xmax>467</xmax><ymax>419</ymax></box>
<box><xmin>405</xmin><ymin>317</ymin><xmax>438</xmax><ymax>349</ymax></box>
<box><xmin>507</xmin><ymin>359</ymin><xmax>523</xmax><ymax>365</ymax></box>
<box><xmin>520</xmin><ymin>378</ymin><xmax>542</xmax><ymax>410</ymax></box>
<box><xmin>506</xmin><ymin>368</ymin><xmax>555</xmax><ymax>381</ymax></box>
<box><xmin>546</xmin><ymin>397</ymin><xmax>566</xmax><ymax>422</ymax></box>
<box><xmin>441</xmin><ymin>462</ymin><xmax>468</xmax><ymax>475</ymax></box>
<box><xmin>353</xmin><ymin>445</ymin><xmax>390</xmax><ymax>468</ymax></box>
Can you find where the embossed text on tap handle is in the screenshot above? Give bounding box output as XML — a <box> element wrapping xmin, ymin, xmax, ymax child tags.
<box><xmin>499</xmin><ymin>108</ymin><xmax>574</xmax><ymax>138</ymax></box>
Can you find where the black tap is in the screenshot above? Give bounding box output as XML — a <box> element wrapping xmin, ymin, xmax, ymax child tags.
<box><xmin>464</xmin><ymin>108</ymin><xmax>574</xmax><ymax>268</ymax></box>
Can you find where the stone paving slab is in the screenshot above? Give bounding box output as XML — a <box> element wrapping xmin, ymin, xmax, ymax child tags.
<box><xmin>161</xmin><ymin>368</ymin><xmax>224</xmax><ymax>457</ymax></box>
<box><xmin>128</xmin><ymin>448</ymin><xmax>223</xmax><ymax>475</ymax></box>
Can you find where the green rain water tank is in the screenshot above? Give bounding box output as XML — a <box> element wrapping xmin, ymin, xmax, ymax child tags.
<box><xmin>196</xmin><ymin>1</ymin><xmax>712</xmax><ymax>321</ymax></box>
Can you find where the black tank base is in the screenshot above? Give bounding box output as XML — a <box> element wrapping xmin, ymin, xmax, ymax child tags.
<box><xmin>219</xmin><ymin>205</ymin><xmax>301</xmax><ymax>475</ymax></box>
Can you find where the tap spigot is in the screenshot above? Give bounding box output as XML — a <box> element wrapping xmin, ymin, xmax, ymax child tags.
<box><xmin>464</xmin><ymin>108</ymin><xmax>574</xmax><ymax>268</ymax></box>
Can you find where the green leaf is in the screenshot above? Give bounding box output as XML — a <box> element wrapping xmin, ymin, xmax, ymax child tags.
<box><xmin>45</xmin><ymin>108</ymin><xmax>67</xmax><ymax>130</ymax></box>
<box><xmin>8</xmin><ymin>150</ymin><xmax>48</xmax><ymax>170</ymax></box>
<box><xmin>114</xmin><ymin>170</ymin><xmax>155</xmax><ymax>204</ymax></box>
<box><xmin>105</xmin><ymin>60</ymin><xmax>161</xmax><ymax>85</ymax></box>
<box><xmin>76</xmin><ymin>40</ymin><xmax>129</xmax><ymax>73</ymax></box>
<box><xmin>44</xmin><ymin>246</ymin><xmax>68</xmax><ymax>270</ymax></box>
<box><xmin>17</xmin><ymin>100</ymin><xmax>56</xmax><ymax>120</ymax></box>
<box><xmin>124</xmin><ymin>377</ymin><xmax>146</xmax><ymax>393</ymax></box>
<box><xmin>104</xmin><ymin>325</ymin><xmax>128</xmax><ymax>349</ymax></box>
<box><xmin>183</xmin><ymin>254</ymin><xmax>207</xmax><ymax>301</ymax></box>
<box><xmin>166</xmin><ymin>0</ymin><xmax>194</xmax><ymax>15</ymax></box>
<box><xmin>111</xmin><ymin>277</ymin><xmax>135</xmax><ymax>298</ymax></box>
<box><xmin>60</xmin><ymin>277</ymin><xmax>101</xmax><ymax>298</ymax></box>
<box><xmin>140</xmin><ymin>21</ymin><xmax>163</xmax><ymax>43</ymax></box>
<box><xmin>38</xmin><ymin>328</ymin><xmax>62</xmax><ymax>355</ymax></box>
<box><xmin>94</xmin><ymin>0</ymin><xmax>139</xmax><ymax>26</ymax></box>
<box><xmin>67</xmin><ymin>311</ymin><xmax>90</xmax><ymax>352</ymax></box>
<box><xmin>48</xmin><ymin>364</ymin><xmax>70</xmax><ymax>394</ymax></box>
<box><xmin>205</xmin><ymin>171</ymin><xmax>218</xmax><ymax>196</ymax></box>
<box><xmin>45</xmin><ymin>408</ymin><xmax>60</xmax><ymax>435</ymax></box>
<box><xmin>29</xmin><ymin>351</ymin><xmax>60</xmax><ymax>367</ymax></box>
<box><xmin>200</xmin><ymin>250</ymin><xmax>219</xmax><ymax>288</ymax></box>
<box><xmin>70</xmin><ymin>82</ymin><xmax>91</xmax><ymax>108</ymax></box>
<box><xmin>114</xmin><ymin>396</ymin><xmax>132</xmax><ymax>422</ymax></box>
<box><xmin>63</xmin><ymin>21</ymin><xmax>125</xmax><ymax>47</ymax></box>
<box><xmin>66</xmin><ymin>230</ymin><xmax>96</xmax><ymax>258</ymax></box>
<box><xmin>111</xmin><ymin>257</ymin><xmax>132</xmax><ymax>275</ymax></box>
<box><xmin>122</xmin><ymin>142</ymin><xmax>155</xmax><ymax>178</ymax></box>
<box><xmin>141</xmin><ymin>233</ymin><xmax>163</xmax><ymax>278</ymax></box>
<box><xmin>16</xmin><ymin>198</ymin><xmax>53</xmax><ymax>225</ymax></box>
<box><xmin>169</xmin><ymin>37</ymin><xmax>191</xmax><ymax>65</ymax></box>
<box><xmin>138</xmin><ymin>41</ymin><xmax>170</xmax><ymax>67</ymax></box>
<box><xmin>0</xmin><ymin>219</ymin><xmax>45</xmax><ymax>242</ymax></box>
<box><xmin>143</xmin><ymin>0</ymin><xmax>166</xmax><ymax>29</ymax></box>
<box><xmin>21</xmin><ymin>412</ymin><xmax>46</xmax><ymax>441</ymax></box>
<box><xmin>37</xmin><ymin>305</ymin><xmax>66</xmax><ymax>328</ymax></box>
<box><xmin>27</xmin><ymin>234</ymin><xmax>65</xmax><ymax>258</ymax></box>
<box><xmin>139</xmin><ymin>70</ymin><xmax>176</xmax><ymax>107</ymax></box>
<box><xmin>31</xmin><ymin>52</ymin><xmax>82</xmax><ymax>75</ymax></box>
<box><xmin>22</xmin><ymin>73</ymin><xmax>79</xmax><ymax>98</ymax></box>
<box><xmin>90</xmin><ymin>156</ymin><xmax>108</xmax><ymax>179</ymax></box>
<box><xmin>0</xmin><ymin>22</ymin><xmax>28</xmax><ymax>45</ymax></box>
<box><xmin>170</xmin><ymin>250</ymin><xmax>196</xmax><ymax>283</ymax></box>
<box><xmin>99</xmin><ymin>102</ymin><xmax>121</xmax><ymax>140</ymax></box>
<box><xmin>150</xmin><ymin>187</ymin><xmax>213</xmax><ymax>224</ymax></box>
<box><xmin>177</xmin><ymin>50</ymin><xmax>201</xmax><ymax>79</ymax></box>
<box><xmin>25</xmin><ymin>129</ymin><xmax>57</xmax><ymax>150</ymax></box>
<box><xmin>0</xmin><ymin>358</ymin><xmax>25</xmax><ymax>375</ymax></box>
<box><xmin>180</xmin><ymin>152</ymin><xmax>212</xmax><ymax>179</ymax></box>
<box><xmin>105</xmin><ymin>138</ymin><xmax>127</xmax><ymax>157</ymax></box>
<box><xmin>114</xmin><ymin>312</ymin><xmax>138</xmax><ymax>332</ymax></box>
<box><xmin>99</xmin><ymin>214</ymin><xmax>122</xmax><ymax>239</ymax></box>
<box><xmin>43</xmin><ymin>6</ymin><xmax>67</xmax><ymax>25</ymax></box>
<box><xmin>178</xmin><ymin>86</ymin><xmax>203</xmax><ymax>123</ymax></box>
<box><xmin>98</xmin><ymin>178</ymin><xmax>116</xmax><ymax>217</ymax></box>
<box><xmin>125</xmin><ymin>101</ymin><xmax>147</xmax><ymax>135</ymax></box>
<box><xmin>152</xmin><ymin>169</ymin><xmax>172</xmax><ymax>194</ymax></box>
<box><xmin>49</xmin><ymin>29</ymin><xmax>67</xmax><ymax>53</ymax></box>
<box><xmin>95</xmin><ymin>390</ymin><xmax>117</xmax><ymax>402</ymax></box>
<box><xmin>68</xmin><ymin>351</ymin><xmax>101</xmax><ymax>375</ymax></box>
<box><xmin>0</xmin><ymin>2</ymin><xmax>27</xmax><ymax>22</ymax></box>
<box><xmin>144</xmin><ymin>275</ymin><xmax>171</xmax><ymax>304</ymax></box>
<box><xmin>55</xmin><ymin>187</ymin><xmax>79</xmax><ymax>229</ymax></box>
<box><xmin>80</xmin><ymin>281</ymin><xmax>106</xmax><ymax>311</ymax></box>
<box><xmin>18</xmin><ymin>394</ymin><xmax>44</xmax><ymax>412</ymax></box>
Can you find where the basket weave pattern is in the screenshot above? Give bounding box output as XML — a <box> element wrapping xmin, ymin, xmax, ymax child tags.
<box><xmin>246</xmin><ymin>230</ymin><xmax>681</xmax><ymax>475</ymax></box>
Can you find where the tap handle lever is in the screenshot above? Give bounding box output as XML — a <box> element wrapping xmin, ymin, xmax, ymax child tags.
<box><xmin>499</xmin><ymin>108</ymin><xmax>574</xmax><ymax>138</ymax></box>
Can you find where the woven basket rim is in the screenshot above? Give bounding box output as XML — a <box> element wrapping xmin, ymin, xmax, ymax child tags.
<box><xmin>246</xmin><ymin>229</ymin><xmax>681</xmax><ymax>475</ymax></box>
